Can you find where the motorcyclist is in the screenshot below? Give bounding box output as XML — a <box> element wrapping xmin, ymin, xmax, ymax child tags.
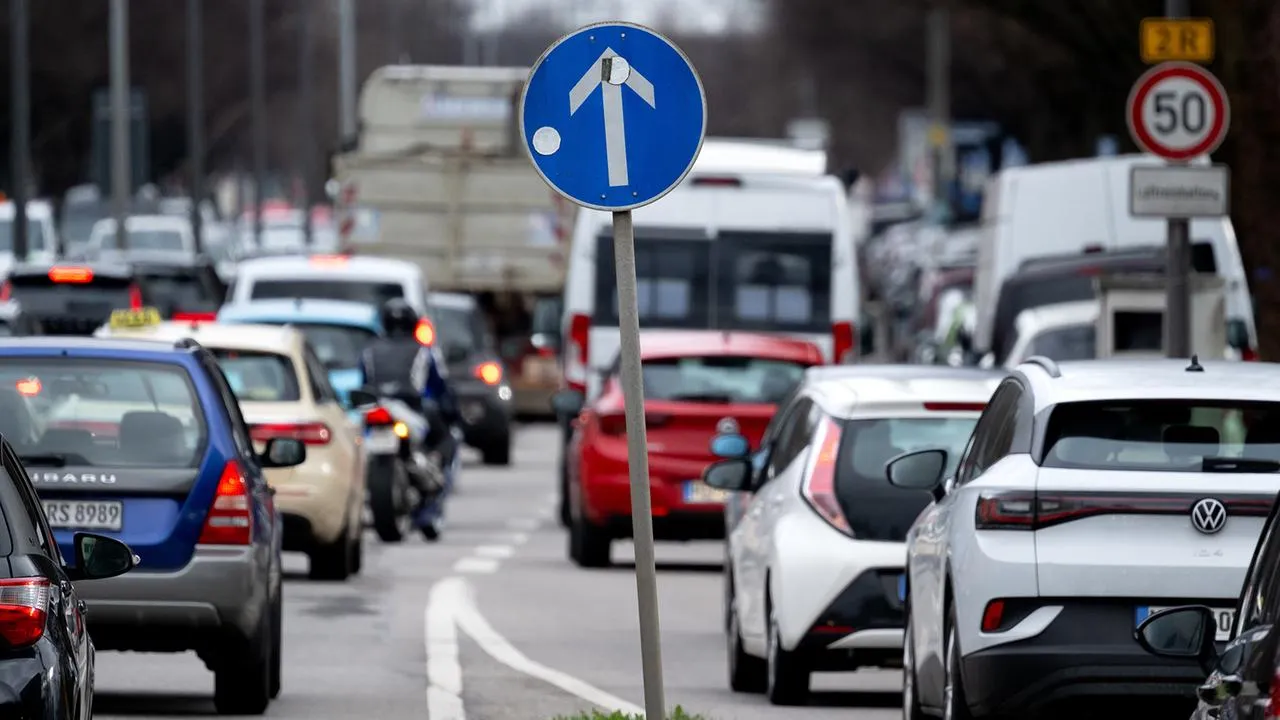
<box><xmin>358</xmin><ymin>298</ymin><xmax>461</xmax><ymax>540</ymax></box>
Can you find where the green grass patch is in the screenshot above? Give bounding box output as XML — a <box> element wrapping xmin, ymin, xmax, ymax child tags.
<box><xmin>552</xmin><ymin>707</ymin><xmax>708</xmax><ymax>720</ymax></box>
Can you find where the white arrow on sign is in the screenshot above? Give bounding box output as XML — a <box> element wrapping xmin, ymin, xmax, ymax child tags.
<box><xmin>569</xmin><ymin>48</ymin><xmax>656</xmax><ymax>187</ymax></box>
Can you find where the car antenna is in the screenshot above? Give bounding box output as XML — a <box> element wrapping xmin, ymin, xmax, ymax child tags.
<box><xmin>1186</xmin><ymin>354</ymin><xmax>1204</xmax><ymax>372</ymax></box>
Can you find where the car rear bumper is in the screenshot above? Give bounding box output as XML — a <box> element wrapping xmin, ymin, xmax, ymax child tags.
<box><xmin>0</xmin><ymin>649</ymin><xmax>73</xmax><ymax>717</ymax></box>
<box><xmin>269</xmin><ymin>459</ymin><xmax>353</xmax><ymax>546</ymax></box>
<box><xmin>454</xmin><ymin>380</ymin><xmax>511</xmax><ymax>447</ymax></box>
<box><xmin>960</xmin><ymin>600</ymin><xmax>1208</xmax><ymax>716</ymax></box>
<box><xmin>585</xmin><ymin>474</ymin><xmax>725</xmax><ymax>540</ymax></box>
<box><xmin>78</xmin><ymin>545</ymin><xmax>268</xmax><ymax>650</ymax></box>
<box><xmin>793</xmin><ymin>568</ymin><xmax>906</xmax><ymax>671</ymax></box>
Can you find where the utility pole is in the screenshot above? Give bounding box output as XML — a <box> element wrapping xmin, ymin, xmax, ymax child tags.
<box><xmin>186</xmin><ymin>0</ymin><xmax>205</xmax><ymax>253</ymax></box>
<box><xmin>1164</xmin><ymin>0</ymin><xmax>1192</xmax><ymax>358</ymax></box>
<box><xmin>925</xmin><ymin>0</ymin><xmax>952</xmax><ymax>224</ymax></box>
<box><xmin>9</xmin><ymin>0</ymin><xmax>30</xmax><ymax>261</ymax></box>
<box><xmin>297</xmin><ymin>2</ymin><xmax>314</xmax><ymax>246</ymax></box>
<box><xmin>110</xmin><ymin>0</ymin><xmax>132</xmax><ymax>250</ymax></box>
<box><xmin>249</xmin><ymin>0</ymin><xmax>267</xmax><ymax>246</ymax></box>
<box><xmin>338</xmin><ymin>0</ymin><xmax>357</xmax><ymax>147</ymax></box>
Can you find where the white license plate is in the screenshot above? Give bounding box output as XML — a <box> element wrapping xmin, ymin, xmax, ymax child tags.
<box><xmin>683</xmin><ymin>480</ymin><xmax>729</xmax><ymax>504</ymax></box>
<box><xmin>1137</xmin><ymin>606</ymin><xmax>1234</xmax><ymax>641</ymax></box>
<box><xmin>365</xmin><ymin>429</ymin><xmax>400</xmax><ymax>453</ymax></box>
<box><xmin>42</xmin><ymin>500</ymin><xmax>124</xmax><ymax>531</ymax></box>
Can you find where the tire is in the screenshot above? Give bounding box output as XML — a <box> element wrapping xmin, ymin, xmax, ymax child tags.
<box><xmin>727</xmin><ymin>588</ymin><xmax>766</xmax><ymax>693</ymax></box>
<box><xmin>903</xmin><ymin>615</ymin><xmax>924</xmax><ymax>720</ymax></box>
<box><xmin>308</xmin><ymin>526</ymin><xmax>353</xmax><ymax>581</ymax></box>
<box><xmin>213</xmin><ymin>608</ymin><xmax>272</xmax><ymax>715</ymax></box>
<box><xmin>268</xmin><ymin>592</ymin><xmax>282</xmax><ymax>699</ymax></box>
<box><xmin>567</xmin><ymin>512</ymin><xmax>610</xmax><ymax>568</ymax></box>
<box><xmin>349</xmin><ymin>530</ymin><xmax>363</xmax><ymax>575</ymax></box>
<box><xmin>765</xmin><ymin>603</ymin><xmax>810</xmax><ymax>706</ymax></box>
<box><xmin>557</xmin><ymin>462</ymin><xmax>571</xmax><ymax>528</ymax></box>
<box><xmin>482</xmin><ymin>435</ymin><xmax>512</xmax><ymax>466</ymax></box>
<box><xmin>943</xmin><ymin>604</ymin><xmax>974</xmax><ymax>720</ymax></box>
<box><xmin>368</xmin><ymin>457</ymin><xmax>409</xmax><ymax>543</ymax></box>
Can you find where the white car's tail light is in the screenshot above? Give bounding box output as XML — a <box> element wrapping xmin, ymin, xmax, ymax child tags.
<box><xmin>801</xmin><ymin>416</ymin><xmax>852</xmax><ymax>535</ymax></box>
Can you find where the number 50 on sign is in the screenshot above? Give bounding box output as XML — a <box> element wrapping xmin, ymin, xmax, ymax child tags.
<box><xmin>1127</xmin><ymin>61</ymin><xmax>1230</xmax><ymax>162</ymax></box>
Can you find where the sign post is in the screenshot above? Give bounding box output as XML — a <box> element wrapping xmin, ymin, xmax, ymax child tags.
<box><xmin>1126</xmin><ymin>60</ymin><xmax>1230</xmax><ymax>358</ymax></box>
<box><xmin>520</xmin><ymin>23</ymin><xmax>707</xmax><ymax>718</ymax></box>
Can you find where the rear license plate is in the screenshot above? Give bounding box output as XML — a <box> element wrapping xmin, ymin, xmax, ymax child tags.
<box><xmin>683</xmin><ymin>480</ymin><xmax>728</xmax><ymax>504</ymax></box>
<box><xmin>365</xmin><ymin>429</ymin><xmax>400</xmax><ymax>453</ymax></box>
<box><xmin>1136</xmin><ymin>606</ymin><xmax>1234</xmax><ymax>641</ymax></box>
<box><xmin>42</xmin><ymin>500</ymin><xmax>123</xmax><ymax>531</ymax></box>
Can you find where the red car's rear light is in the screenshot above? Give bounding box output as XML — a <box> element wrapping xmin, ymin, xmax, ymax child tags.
<box><xmin>832</xmin><ymin>321</ymin><xmax>855</xmax><ymax>363</ymax></box>
<box><xmin>566</xmin><ymin>313</ymin><xmax>590</xmax><ymax>392</ymax></box>
<box><xmin>0</xmin><ymin>578</ymin><xmax>50</xmax><ymax>648</ymax></box>
<box><xmin>198</xmin><ymin>461</ymin><xmax>253</xmax><ymax>545</ymax></box>
<box><xmin>597</xmin><ymin>413</ymin><xmax>626</xmax><ymax>436</ymax></box>
<box><xmin>249</xmin><ymin>422</ymin><xmax>331</xmax><ymax>446</ymax></box>
<box><xmin>981</xmin><ymin>600</ymin><xmax>1005</xmax><ymax>632</ymax></box>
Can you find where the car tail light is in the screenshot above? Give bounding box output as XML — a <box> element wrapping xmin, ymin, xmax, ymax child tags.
<box><xmin>0</xmin><ymin>281</ymin><xmax>11</xmax><ymax>301</ymax></box>
<box><xmin>1244</xmin><ymin>346</ymin><xmax>1260</xmax><ymax>362</ymax></box>
<box><xmin>923</xmin><ymin>402</ymin><xmax>987</xmax><ymax>412</ymax></box>
<box><xmin>0</xmin><ymin>578</ymin><xmax>50</xmax><ymax>648</ymax></box>
<box><xmin>801</xmin><ymin>416</ymin><xmax>852</xmax><ymax>535</ymax></box>
<box><xmin>172</xmin><ymin>311</ymin><xmax>217</xmax><ymax>322</ymax></box>
<box><xmin>566</xmin><ymin>313</ymin><xmax>590</xmax><ymax>392</ymax></box>
<box><xmin>308</xmin><ymin>254</ymin><xmax>350</xmax><ymax>267</ymax></box>
<box><xmin>48</xmin><ymin>266</ymin><xmax>93</xmax><ymax>283</ymax></box>
<box><xmin>250</xmin><ymin>422</ymin><xmax>331</xmax><ymax>446</ymax></box>
<box><xmin>198</xmin><ymin>461</ymin><xmax>253</xmax><ymax>545</ymax></box>
<box><xmin>1267</xmin><ymin>668</ymin><xmax>1280</xmax><ymax>719</ymax></box>
<box><xmin>975</xmin><ymin>491</ymin><xmax>1037</xmax><ymax>530</ymax></box>
<box><xmin>981</xmin><ymin>600</ymin><xmax>1005</xmax><ymax>632</ymax></box>
<box><xmin>128</xmin><ymin>283</ymin><xmax>143</xmax><ymax>309</ymax></box>
<box><xmin>597</xmin><ymin>412</ymin><xmax>626</xmax><ymax>436</ymax></box>
<box><xmin>832</xmin><ymin>321</ymin><xmax>855</xmax><ymax>363</ymax></box>
<box><xmin>474</xmin><ymin>361</ymin><xmax>502</xmax><ymax>385</ymax></box>
<box><xmin>14</xmin><ymin>377</ymin><xmax>39</xmax><ymax>397</ymax></box>
<box><xmin>365</xmin><ymin>407</ymin><xmax>394</xmax><ymax>426</ymax></box>
<box><xmin>415</xmin><ymin>318</ymin><xmax>435</xmax><ymax>346</ymax></box>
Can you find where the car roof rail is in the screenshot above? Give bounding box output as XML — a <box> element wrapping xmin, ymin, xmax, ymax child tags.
<box><xmin>173</xmin><ymin>337</ymin><xmax>202</xmax><ymax>350</ymax></box>
<box><xmin>1024</xmin><ymin>355</ymin><xmax>1061</xmax><ymax>378</ymax></box>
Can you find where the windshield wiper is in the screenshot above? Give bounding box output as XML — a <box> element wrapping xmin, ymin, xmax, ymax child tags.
<box><xmin>1201</xmin><ymin>456</ymin><xmax>1280</xmax><ymax>473</ymax></box>
<box><xmin>664</xmin><ymin>392</ymin><xmax>736</xmax><ymax>404</ymax></box>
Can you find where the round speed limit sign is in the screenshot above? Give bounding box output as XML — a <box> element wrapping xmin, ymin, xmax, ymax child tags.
<box><xmin>1127</xmin><ymin>61</ymin><xmax>1230</xmax><ymax>161</ymax></box>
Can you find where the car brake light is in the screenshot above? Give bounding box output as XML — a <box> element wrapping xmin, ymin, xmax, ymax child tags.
<box><xmin>832</xmin><ymin>321</ymin><xmax>855</xmax><ymax>363</ymax></box>
<box><xmin>415</xmin><ymin>318</ymin><xmax>435</xmax><ymax>346</ymax></box>
<box><xmin>923</xmin><ymin>402</ymin><xmax>987</xmax><ymax>412</ymax></box>
<box><xmin>981</xmin><ymin>600</ymin><xmax>1005</xmax><ymax>632</ymax></box>
<box><xmin>198</xmin><ymin>461</ymin><xmax>253</xmax><ymax>545</ymax></box>
<box><xmin>308</xmin><ymin>254</ymin><xmax>349</xmax><ymax>266</ymax></box>
<box><xmin>0</xmin><ymin>281</ymin><xmax>10</xmax><ymax>301</ymax></box>
<box><xmin>975</xmin><ymin>491</ymin><xmax>1037</xmax><ymax>530</ymax></box>
<box><xmin>48</xmin><ymin>266</ymin><xmax>93</xmax><ymax>283</ymax></box>
<box><xmin>567</xmin><ymin>313</ymin><xmax>590</xmax><ymax>392</ymax></box>
<box><xmin>1268</xmin><ymin>668</ymin><xmax>1280</xmax><ymax>719</ymax></box>
<box><xmin>128</xmin><ymin>283</ymin><xmax>143</xmax><ymax>310</ymax></box>
<box><xmin>365</xmin><ymin>407</ymin><xmax>394</xmax><ymax>426</ymax></box>
<box><xmin>14</xmin><ymin>378</ymin><xmax>39</xmax><ymax>396</ymax></box>
<box><xmin>597</xmin><ymin>413</ymin><xmax>626</xmax><ymax>436</ymax></box>
<box><xmin>474</xmin><ymin>361</ymin><xmax>502</xmax><ymax>385</ymax></box>
<box><xmin>249</xmin><ymin>422</ymin><xmax>331</xmax><ymax>446</ymax></box>
<box><xmin>801</xmin><ymin>417</ymin><xmax>852</xmax><ymax>535</ymax></box>
<box><xmin>172</xmin><ymin>311</ymin><xmax>217</xmax><ymax>322</ymax></box>
<box><xmin>0</xmin><ymin>578</ymin><xmax>50</xmax><ymax>648</ymax></box>
<box><xmin>1243</xmin><ymin>346</ymin><xmax>1260</xmax><ymax>362</ymax></box>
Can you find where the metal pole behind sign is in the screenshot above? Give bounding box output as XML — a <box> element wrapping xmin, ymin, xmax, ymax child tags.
<box><xmin>10</xmin><ymin>0</ymin><xmax>30</xmax><ymax>262</ymax></box>
<box><xmin>1165</xmin><ymin>0</ymin><xmax>1192</xmax><ymax>358</ymax></box>
<box><xmin>610</xmin><ymin>209</ymin><xmax>667</xmax><ymax>719</ymax></box>
<box><xmin>297</xmin><ymin>1</ymin><xmax>314</xmax><ymax>247</ymax></box>
<box><xmin>186</xmin><ymin>0</ymin><xmax>205</xmax><ymax>254</ymax></box>
<box><xmin>338</xmin><ymin>0</ymin><xmax>357</xmax><ymax>146</ymax></box>
<box><xmin>249</xmin><ymin>0</ymin><xmax>267</xmax><ymax>247</ymax></box>
<box><xmin>110</xmin><ymin>0</ymin><xmax>131</xmax><ymax>251</ymax></box>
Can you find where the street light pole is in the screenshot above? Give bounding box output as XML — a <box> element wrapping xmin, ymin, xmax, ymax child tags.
<box><xmin>9</xmin><ymin>0</ymin><xmax>30</xmax><ymax>261</ymax></box>
<box><xmin>186</xmin><ymin>0</ymin><xmax>205</xmax><ymax>253</ymax></box>
<box><xmin>926</xmin><ymin>0</ymin><xmax>952</xmax><ymax>222</ymax></box>
<box><xmin>297</xmin><ymin>2</ymin><xmax>314</xmax><ymax>246</ymax></box>
<box><xmin>338</xmin><ymin>0</ymin><xmax>357</xmax><ymax>147</ymax></box>
<box><xmin>1164</xmin><ymin>0</ymin><xmax>1192</xmax><ymax>357</ymax></box>
<box><xmin>250</xmin><ymin>0</ymin><xmax>267</xmax><ymax>246</ymax></box>
<box><xmin>110</xmin><ymin>0</ymin><xmax>132</xmax><ymax>250</ymax></box>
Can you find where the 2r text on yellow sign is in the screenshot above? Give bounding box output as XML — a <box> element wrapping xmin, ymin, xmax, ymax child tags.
<box><xmin>1140</xmin><ymin>18</ymin><xmax>1215</xmax><ymax>64</ymax></box>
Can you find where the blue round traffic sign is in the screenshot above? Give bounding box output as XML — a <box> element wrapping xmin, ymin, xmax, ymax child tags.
<box><xmin>520</xmin><ymin>22</ymin><xmax>708</xmax><ymax>212</ymax></box>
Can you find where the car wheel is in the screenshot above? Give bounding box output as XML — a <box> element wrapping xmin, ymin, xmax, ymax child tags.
<box><xmin>943</xmin><ymin>604</ymin><xmax>973</xmax><ymax>720</ymax></box>
<box><xmin>481</xmin><ymin>435</ymin><xmax>512</xmax><ymax>466</ymax></box>
<box><xmin>727</xmin><ymin>592</ymin><xmax>766</xmax><ymax>693</ymax></box>
<box><xmin>309</xmin><ymin>526</ymin><xmax>353</xmax><ymax>581</ymax></box>
<box><xmin>268</xmin><ymin>592</ymin><xmax>282</xmax><ymax>699</ymax></box>
<box><xmin>765</xmin><ymin>603</ymin><xmax>810</xmax><ymax>706</ymax></box>
<box><xmin>368</xmin><ymin>457</ymin><xmax>409</xmax><ymax>543</ymax></box>
<box><xmin>420</xmin><ymin>519</ymin><xmax>442</xmax><ymax>542</ymax></box>
<box><xmin>903</xmin><ymin>614</ymin><xmax>924</xmax><ymax>720</ymax></box>
<box><xmin>567</xmin><ymin>510</ymin><xmax>610</xmax><ymax>568</ymax></box>
<box><xmin>348</xmin><ymin>524</ymin><xmax>363</xmax><ymax>575</ymax></box>
<box><xmin>213</xmin><ymin>608</ymin><xmax>272</xmax><ymax>715</ymax></box>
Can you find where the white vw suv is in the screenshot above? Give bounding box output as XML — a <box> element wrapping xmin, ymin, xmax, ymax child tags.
<box><xmin>889</xmin><ymin>356</ymin><xmax>1280</xmax><ymax>718</ymax></box>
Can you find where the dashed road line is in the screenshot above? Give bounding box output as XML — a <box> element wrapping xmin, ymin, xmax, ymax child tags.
<box><xmin>425</xmin><ymin>579</ymin><xmax>466</xmax><ymax>720</ymax></box>
<box><xmin>453</xmin><ymin>557</ymin><xmax>500</xmax><ymax>574</ymax></box>
<box><xmin>474</xmin><ymin>544</ymin><xmax>515</xmax><ymax>559</ymax></box>
<box><xmin>506</xmin><ymin>517</ymin><xmax>541</xmax><ymax>531</ymax></box>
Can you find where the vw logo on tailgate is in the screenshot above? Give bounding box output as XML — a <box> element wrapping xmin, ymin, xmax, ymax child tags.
<box><xmin>1190</xmin><ymin>498</ymin><xmax>1228</xmax><ymax>535</ymax></box>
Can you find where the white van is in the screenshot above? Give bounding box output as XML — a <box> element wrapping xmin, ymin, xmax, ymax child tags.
<box><xmin>559</xmin><ymin>138</ymin><xmax>860</xmax><ymax>398</ymax></box>
<box><xmin>974</xmin><ymin>154</ymin><xmax>1256</xmax><ymax>358</ymax></box>
<box><xmin>0</xmin><ymin>200</ymin><xmax>59</xmax><ymax>268</ymax></box>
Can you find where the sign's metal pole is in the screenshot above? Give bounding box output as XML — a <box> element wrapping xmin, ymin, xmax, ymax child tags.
<box><xmin>186</xmin><ymin>0</ymin><xmax>205</xmax><ymax>254</ymax></box>
<box><xmin>249</xmin><ymin>0</ymin><xmax>267</xmax><ymax>247</ymax></box>
<box><xmin>1165</xmin><ymin>0</ymin><xmax>1192</xmax><ymax>358</ymax></box>
<box><xmin>10</xmin><ymin>0</ymin><xmax>30</xmax><ymax>261</ymax></box>
<box><xmin>611</xmin><ymin>208</ymin><xmax>667</xmax><ymax>718</ymax></box>
<box><xmin>109</xmin><ymin>0</ymin><xmax>131</xmax><ymax>251</ymax></box>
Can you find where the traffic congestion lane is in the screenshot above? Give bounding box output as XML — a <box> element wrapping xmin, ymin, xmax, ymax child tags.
<box><xmin>459</xmin><ymin>425</ymin><xmax>902</xmax><ymax>720</ymax></box>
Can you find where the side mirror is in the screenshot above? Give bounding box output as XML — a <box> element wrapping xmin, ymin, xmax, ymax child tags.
<box><xmin>67</xmin><ymin>532</ymin><xmax>137</xmax><ymax>581</ymax></box>
<box><xmin>348</xmin><ymin>387</ymin><xmax>378</xmax><ymax>408</ymax></box>
<box><xmin>702</xmin><ymin>458</ymin><xmax>753</xmax><ymax>492</ymax></box>
<box><xmin>550</xmin><ymin>389</ymin><xmax>585</xmax><ymax>416</ymax></box>
<box><xmin>886</xmin><ymin>448</ymin><xmax>948</xmax><ymax>501</ymax></box>
<box><xmin>1135</xmin><ymin>605</ymin><xmax>1219</xmax><ymax>671</ymax></box>
<box><xmin>261</xmin><ymin>437</ymin><xmax>306</xmax><ymax>468</ymax></box>
<box><xmin>710</xmin><ymin>433</ymin><xmax>750</xmax><ymax>459</ymax></box>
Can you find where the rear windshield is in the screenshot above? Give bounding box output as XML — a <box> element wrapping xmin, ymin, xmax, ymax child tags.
<box><xmin>8</xmin><ymin>275</ymin><xmax>133</xmax><ymax>317</ymax></box>
<box><xmin>1041</xmin><ymin>400</ymin><xmax>1280</xmax><ymax>471</ymax></box>
<box><xmin>292</xmin><ymin>324</ymin><xmax>375</xmax><ymax>371</ymax></box>
<box><xmin>433</xmin><ymin>305</ymin><xmax>489</xmax><ymax>355</ymax></box>
<box><xmin>211</xmin><ymin>350</ymin><xmax>301</xmax><ymax>402</ymax></box>
<box><xmin>0</xmin><ymin>359</ymin><xmax>206</xmax><ymax>468</ymax></box>
<box><xmin>249</xmin><ymin>278</ymin><xmax>404</xmax><ymax>305</ymax></box>
<box><xmin>138</xmin><ymin>270</ymin><xmax>220</xmax><ymax>312</ymax></box>
<box><xmin>96</xmin><ymin>229</ymin><xmax>186</xmax><ymax>252</ymax></box>
<box><xmin>0</xmin><ymin>219</ymin><xmax>49</xmax><ymax>252</ymax></box>
<box><xmin>836</xmin><ymin>416</ymin><xmax>979</xmax><ymax>541</ymax></box>
<box><xmin>639</xmin><ymin>356</ymin><xmax>810</xmax><ymax>404</ymax></box>
<box><xmin>1028</xmin><ymin>324</ymin><xmax>1095</xmax><ymax>361</ymax></box>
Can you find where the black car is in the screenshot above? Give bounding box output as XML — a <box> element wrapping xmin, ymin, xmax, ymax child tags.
<box><xmin>0</xmin><ymin>301</ymin><xmax>44</xmax><ymax>337</ymax></box>
<box><xmin>0</xmin><ymin>435</ymin><xmax>136</xmax><ymax>717</ymax></box>
<box><xmin>1137</xmin><ymin>490</ymin><xmax>1280</xmax><ymax>719</ymax></box>
<box><xmin>428</xmin><ymin>292</ymin><xmax>513</xmax><ymax>466</ymax></box>
<box><xmin>124</xmin><ymin>250</ymin><xmax>227</xmax><ymax>321</ymax></box>
<box><xmin>1</xmin><ymin>262</ymin><xmax>144</xmax><ymax>335</ymax></box>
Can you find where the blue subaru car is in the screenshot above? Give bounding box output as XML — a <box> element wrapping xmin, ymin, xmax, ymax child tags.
<box><xmin>217</xmin><ymin>298</ymin><xmax>381</xmax><ymax>408</ymax></box>
<box><xmin>0</xmin><ymin>335</ymin><xmax>305</xmax><ymax>715</ymax></box>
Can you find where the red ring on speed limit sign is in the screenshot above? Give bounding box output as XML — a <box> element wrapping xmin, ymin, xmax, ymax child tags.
<box><xmin>1127</xmin><ymin>61</ymin><xmax>1230</xmax><ymax>161</ymax></box>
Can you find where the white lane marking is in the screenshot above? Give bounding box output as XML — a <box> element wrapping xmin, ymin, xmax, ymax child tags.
<box><xmin>453</xmin><ymin>557</ymin><xmax>499</xmax><ymax>574</ymax></box>
<box><xmin>508</xmin><ymin>532</ymin><xmax>529</xmax><ymax>545</ymax></box>
<box><xmin>450</xmin><ymin>579</ymin><xmax>645</xmax><ymax>715</ymax></box>
<box><xmin>425</xmin><ymin>579</ymin><xmax>466</xmax><ymax>720</ymax></box>
<box><xmin>474</xmin><ymin>545</ymin><xmax>514</xmax><ymax>559</ymax></box>
<box><xmin>506</xmin><ymin>517</ymin><xmax>540</xmax><ymax>531</ymax></box>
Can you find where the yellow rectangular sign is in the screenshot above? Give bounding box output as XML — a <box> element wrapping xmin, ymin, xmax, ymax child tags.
<box><xmin>1141</xmin><ymin>18</ymin><xmax>1214</xmax><ymax>63</ymax></box>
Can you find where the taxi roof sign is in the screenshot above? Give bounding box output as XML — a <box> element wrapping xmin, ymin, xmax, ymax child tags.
<box><xmin>1140</xmin><ymin>18</ymin><xmax>1214</xmax><ymax>64</ymax></box>
<box><xmin>108</xmin><ymin>307</ymin><xmax>162</xmax><ymax>330</ymax></box>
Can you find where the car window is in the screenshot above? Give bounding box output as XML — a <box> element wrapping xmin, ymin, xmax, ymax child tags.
<box><xmin>1028</xmin><ymin>324</ymin><xmax>1095</xmax><ymax>361</ymax></box>
<box><xmin>1041</xmin><ymin>400</ymin><xmax>1272</xmax><ymax>471</ymax></box>
<box><xmin>0</xmin><ymin>218</ymin><xmax>48</xmax><ymax>252</ymax></box>
<box><xmin>955</xmin><ymin>383</ymin><xmax>1019</xmax><ymax>485</ymax></box>
<box><xmin>249</xmin><ymin>278</ymin><xmax>404</xmax><ymax>305</ymax></box>
<box><xmin>432</xmin><ymin>305</ymin><xmax>485</xmax><ymax>354</ymax></box>
<box><xmin>4</xmin><ymin>448</ymin><xmax>53</xmax><ymax>555</ymax></box>
<box><xmin>641</xmin><ymin>355</ymin><xmax>810</xmax><ymax>405</ymax></box>
<box><xmin>200</xmin><ymin>353</ymin><xmax>256</xmax><ymax>457</ymax></box>
<box><xmin>302</xmin><ymin>348</ymin><xmax>337</xmax><ymax>404</ymax></box>
<box><xmin>766</xmin><ymin>397</ymin><xmax>816</xmax><ymax>480</ymax></box>
<box><xmin>291</xmin><ymin>323</ymin><xmax>376</xmax><ymax>371</ymax></box>
<box><xmin>210</xmin><ymin>349</ymin><xmax>302</xmax><ymax>402</ymax></box>
<box><xmin>96</xmin><ymin>229</ymin><xmax>187</xmax><ymax>252</ymax></box>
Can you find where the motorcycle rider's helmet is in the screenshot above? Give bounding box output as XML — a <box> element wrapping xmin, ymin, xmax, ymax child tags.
<box><xmin>379</xmin><ymin>298</ymin><xmax>419</xmax><ymax>338</ymax></box>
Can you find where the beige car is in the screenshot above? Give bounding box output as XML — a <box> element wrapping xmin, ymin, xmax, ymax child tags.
<box><xmin>96</xmin><ymin>318</ymin><xmax>366</xmax><ymax>581</ymax></box>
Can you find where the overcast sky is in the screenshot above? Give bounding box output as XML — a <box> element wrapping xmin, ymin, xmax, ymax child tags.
<box><xmin>468</xmin><ymin>0</ymin><xmax>764</xmax><ymax>33</ymax></box>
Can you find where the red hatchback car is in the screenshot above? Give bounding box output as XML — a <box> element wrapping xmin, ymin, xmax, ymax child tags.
<box><xmin>554</xmin><ymin>331</ymin><xmax>825</xmax><ymax>568</ymax></box>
